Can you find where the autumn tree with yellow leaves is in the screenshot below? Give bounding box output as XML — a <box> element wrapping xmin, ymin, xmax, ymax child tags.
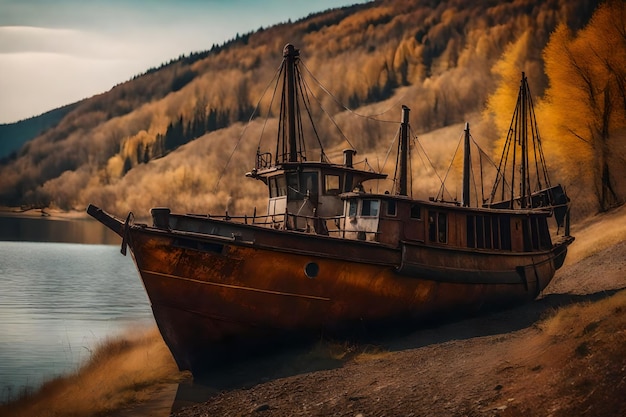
<box><xmin>542</xmin><ymin>0</ymin><xmax>626</xmax><ymax>212</ymax></box>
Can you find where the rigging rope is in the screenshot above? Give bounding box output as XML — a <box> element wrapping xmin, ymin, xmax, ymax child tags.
<box><xmin>436</xmin><ymin>131</ymin><xmax>463</xmax><ymax>202</ymax></box>
<box><xmin>299</xmin><ymin>70</ymin><xmax>358</xmax><ymax>152</ymax></box>
<box><xmin>296</xmin><ymin>64</ymin><xmax>328</xmax><ymax>162</ymax></box>
<box><xmin>382</xmin><ymin>126</ymin><xmax>400</xmax><ymax>179</ymax></box>
<box><xmin>214</xmin><ymin>59</ymin><xmax>284</xmax><ymax>192</ymax></box>
<box><xmin>300</xmin><ymin>61</ymin><xmax>399</xmax><ymax>124</ymax></box>
<box><xmin>471</xmin><ymin>135</ymin><xmax>507</xmax><ymax>204</ymax></box>
<box><xmin>411</xmin><ymin>132</ymin><xmax>453</xmax><ymax>201</ymax></box>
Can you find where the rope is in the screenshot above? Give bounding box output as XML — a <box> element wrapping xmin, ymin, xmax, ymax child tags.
<box><xmin>214</xmin><ymin>60</ymin><xmax>284</xmax><ymax>192</ymax></box>
<box><xmin>300</xmin><ymin>61</ymin><xmax>399</xmax><ymax>124</ymax></box>
<box><xmin>382</xmin><ymin>126</ymin><xmax>400</xmax><ymax>178</ymax></box>
<box><xmin>296</xmin><ymin>65</ymin><xmax>328</xmax><ymax>162</ymax></box>
<box><xmin>299</xmin><ymin>71</ymin><xmax>358</xmax><ymax>152</ymax></box>
<box><xmin>412</xmin><ymin>133</ymin><xmax>450</xmax><ymax>200</ymax></box>
<box><xmin>436</xmin><ymin>131</ymin><xmax>463</xmax><ymax>202</ymax></box>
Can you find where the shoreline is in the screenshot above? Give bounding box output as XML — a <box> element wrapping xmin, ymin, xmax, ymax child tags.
<box><xmin>0</xmin><ymin>206</ymin><xmax>91</xmax><ymax>221</ymax></box>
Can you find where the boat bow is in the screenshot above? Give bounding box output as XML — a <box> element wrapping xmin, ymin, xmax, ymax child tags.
<box><xmin>87</xmin><ymin>204</ymin><xmax>125</xmax><ymax>237</ymax></box>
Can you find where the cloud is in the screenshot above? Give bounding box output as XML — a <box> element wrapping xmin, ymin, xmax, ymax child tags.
<box><xmin>0</xmin><ymin>51</ymin><xmax>142</xmax><ymax>122</ymax></box>
<box><xmin>0</xmin><ymin>25</ymin><xmax>166</xmax><ymax>122</ymax></box>
<box><xmin>0</xmin><ymin>25</ymin><xmax>136</xmax><ymax>59</ymax></box>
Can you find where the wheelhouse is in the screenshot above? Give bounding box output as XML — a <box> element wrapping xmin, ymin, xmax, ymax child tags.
<box><xmin>246</xmin><ymin>150</ymin><xmax>386</xmax><ymax>231</ymax></box>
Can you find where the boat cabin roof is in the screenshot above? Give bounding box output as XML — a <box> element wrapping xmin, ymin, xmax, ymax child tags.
<box><xmin>340</xmin><ymin>191</ymin><xmax>552</xmax><ymax>216</ymax></box>
<box><xmin>247</xmin><ymin>161</ymin><xmax>387</xmax><ymax>183</ymax></box>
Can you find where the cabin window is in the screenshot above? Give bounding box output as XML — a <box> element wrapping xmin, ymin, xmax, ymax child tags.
<box><xmin>269</xmin><ymin>177</ymin><xmax>278</xmax><ymax>198</ymax></box>
<box><xmin>324</xmin><ymin>174</ymin><xmax>341</xmax><ymax>195</ymax></box>
<box><xmin>531</xmin><ymin>218</ymin><xmax>540</xmax><ymax>250</ymax></box>
<box><xmin>429</xmin><ymin>211</ymin><xmax>436</xmax><ymax>242</ymax></box>
<box><xmin>500</xmin><ymin>215</ymin><xmax>512</xmax><ymax>250</ymax></box>
<box><xmin>529</xmin><ymin>216</ymin><xmax>552</xmax><ymax>250</ymax></box>
<box><xmin>538</xmin><ymin>217</ymin><xmax>551</xmax><ymax>249</ymax></box>
<box><xmin>467</xmin><ymin>215</ymin><xmax>508</xmax><ymax>250</ymax></box>
<box><xmin>523</xmin><ymin>219</ymin><xmax>533</xmax><ymax>251</ymax></box>
<box><xmin>467</xmin><ymin>216</ymin><xmax>475</xmax><ymax>247</ymax></box>
<box><xmin>344</xmin><ymin>173</ymin><xmax>354</xmax><ymax>192</ymax></box>
<box><xmin>482</xmin><ymin>217</ymin><xmax>493</xmax><ymax>247</ymax></box>
<box><xmin>522</xmin><ymin>216</ymin><xmax>550</xmax><ymax>251</ymax></box>
<box><xmin>491</xmin><ymin>217</ymin><xmax>500</xmax><ymax>249</ymax></box>
<box><xmin>386</xmin><ymin>200</ymin><xmax>397</xmax><ymax>216</ymax></box>
<box><xmin>476</xmin><ymin>216</ymin><xmax>485</xmax><ymax>248</ymax></box>
<box><xmin>287</xmin><ymin>173</ymin><xmax>300</xmax><ymax>200</ymax></box>
<box><xmin>428</xmin><ymin>211</ymin><xmax>447</xmax><ymax>243</ymax></box>
<box><xmin>348</xmin><ymin>199</ymin><xmax>358</xmax><ymax>217</ymax></box>
<box><xmin>268</xmin><ymin>176</ymin><xmax>287</xmax><ymax>198</ymax></box>
<box><xmin>287</xmin><ymin>172</ymin><xmax>318</xmax><ymax>201</ymax></box>
<box><xmin>438</xmin><ymin>213</ymin><xmax>447</xmax><ymax>243</ymax></box>
<box><xmin>467</xmin><ymin>216</ymin><xmax>511</xmax><ymax>250</ymax></box>
<box><xmin>361</xmin><ymin>199</ymin><xmax>380</xmax><ymax>217</ymax></box>
<box><xmin>300</xmin><ymin>172</ymin><xmax>319</xmax><ymax>201</ymax></box>
<box><xmin>410</xmin><ymin>205</ymin><xmax>421</xmax><ymax>219</ymax></box>
<box><xmin>276</xmin><ymin>176</ymin><xmax>287</xmax><ymax>196</ymax></box>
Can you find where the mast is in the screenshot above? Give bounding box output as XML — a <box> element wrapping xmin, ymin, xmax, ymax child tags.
<box><xmin>520</xmin><ymin>72</ymin><xmax>528</xmax><ymax>208</ymax></box>
<box><xmin>485</xmin><ymin>72</ymin><xmax>571</xmax><ymax>228</ymax></box>
<box><xmin>462</xmin><ymin>122</ymin><xmax>471</xmax><ymax>207</ymax></box>
<box><xmin>283</xmin><ymin>44</ymin><xmax>299</xmax><ymax>163</ymax></box>
<box><xmin>488</xmin><ymin>73</ymin><xmax>537</xmax><ymax>209</ymax></box>
<box><xmin>397</xmin><ymin>105</ymin><xmax>410</xmax><ymax>196</ymax></box>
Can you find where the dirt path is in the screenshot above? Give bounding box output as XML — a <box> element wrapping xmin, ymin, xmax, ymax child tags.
<box><xmin>171</xmin><ymin>215</ymin><xmax>626</xmax><ymax>417</ymax></box>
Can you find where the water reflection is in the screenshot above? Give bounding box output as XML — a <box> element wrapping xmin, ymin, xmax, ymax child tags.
<box><xmin>0</xmin><ymin>215</ymin><xmax>121</xmax><ymax>245</ymax></box>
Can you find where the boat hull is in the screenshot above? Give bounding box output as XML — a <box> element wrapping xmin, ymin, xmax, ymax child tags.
<box><xmin>122</xmin><ymin>219</ymin><xmax>565</xmax><ymax>373</ymax></box>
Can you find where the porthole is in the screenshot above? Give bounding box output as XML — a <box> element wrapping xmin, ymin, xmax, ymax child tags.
<box><xmin>304</xmin><ymin>262</ymin><xmax>319</xmax><ymax>279</ymax></box>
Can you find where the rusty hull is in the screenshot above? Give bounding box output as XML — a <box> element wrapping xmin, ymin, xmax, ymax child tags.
<box><xmin>112</xmin><ymin>212</ymin><xmax>562</xmax><ymax>373</ymax></box>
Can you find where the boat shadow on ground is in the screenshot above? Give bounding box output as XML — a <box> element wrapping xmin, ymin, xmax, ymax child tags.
<box><xmin>170</xmin><ymin>287</ymin><xmax>625</xmax><ymax>412</ymax></box>
<box><xmin>384</xmin><ymin>287</ymin><xmax>626</xmax><ymax>352</ymax></box>
<box><xmin>171</xmin><ymin>340</ymin><xmax>347</xmax><ymax>412</ymax></box>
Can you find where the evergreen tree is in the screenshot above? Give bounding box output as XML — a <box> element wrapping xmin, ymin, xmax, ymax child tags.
<box><xmin>122</xmin><ymin>156</ymin><xmax>132</xmax><ymax>175</ymax></box>
<box><xmin>142</xmin><ymin>144</ymin><xmax>150</xmax><ymax>163</ymax></box>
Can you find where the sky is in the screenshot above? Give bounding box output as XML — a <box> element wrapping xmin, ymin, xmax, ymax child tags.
<box><xmin>0</xmin><ymin>0</ymin><xmax>367</xmax><ymax>124</ymax></box>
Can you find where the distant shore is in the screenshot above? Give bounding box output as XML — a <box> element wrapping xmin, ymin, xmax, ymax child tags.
<box><xmin>0</xmin><ymin>206</ymin><xmax>90</xmax><ymax>220</ymax></box>
<box><xmin>0</xmin><ymin>206</ymin><xmax>123</xmax><ymax>244</ymax></box>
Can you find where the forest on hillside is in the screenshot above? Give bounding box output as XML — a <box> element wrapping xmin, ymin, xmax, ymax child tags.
<box><xmin>0</xmin><ymin>0</ymin><xmax>624</xmax><ymax>220</ymax></box>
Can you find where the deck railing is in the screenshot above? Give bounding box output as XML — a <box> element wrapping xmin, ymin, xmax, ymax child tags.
<box><xmin>185</xmin><ymin>211</ymin><xmax>379</xmax><ymax>241</ymax></box>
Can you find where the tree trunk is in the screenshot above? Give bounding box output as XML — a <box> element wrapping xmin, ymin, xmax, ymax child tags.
<box><xmin>598</xmin><ymin>86</ymin><xmax>620</xmax><ymax>211</ymax></box>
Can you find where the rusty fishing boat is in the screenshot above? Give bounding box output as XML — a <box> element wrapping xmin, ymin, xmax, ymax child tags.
<box><xmin>89</xmin><ymin>44</ymin><xmax>574</xmax><ymax>373</ymax></box>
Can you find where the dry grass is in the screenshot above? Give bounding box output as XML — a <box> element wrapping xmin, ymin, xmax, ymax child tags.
<box><xmin>497</xmin><ymin>289</ymin><xmax>626</xmax><ymax>416</ymax></box>
<box><xmin>540</xmin><ymin>290</ymin><xmax>626</xmax><ymax>338</ymax></box>
<box><xmin>565</xmin><ymin>204</ymin><xmax>626</xmax><ymax>265</ymax></box>
<box><xmin>0</xmin><ymin>327</ymin><xmax>187</xmax><ymax>417</ymax></box>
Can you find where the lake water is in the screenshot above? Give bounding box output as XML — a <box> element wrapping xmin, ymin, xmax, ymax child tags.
<box><xmin>0</xmin><ymin>216</ymin><xmax>154</xmax><ymax>403</ymax></box>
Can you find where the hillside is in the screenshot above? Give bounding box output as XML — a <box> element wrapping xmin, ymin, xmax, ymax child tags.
<box><xmin>0</xmin><ymin>102</ymin><xmax>79</xmax><ymax>160</ymax></box>
<box><xmin>1</xmin><ymin>0</ymin><xmax>624</xmax><ymax>220</ymax></box>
